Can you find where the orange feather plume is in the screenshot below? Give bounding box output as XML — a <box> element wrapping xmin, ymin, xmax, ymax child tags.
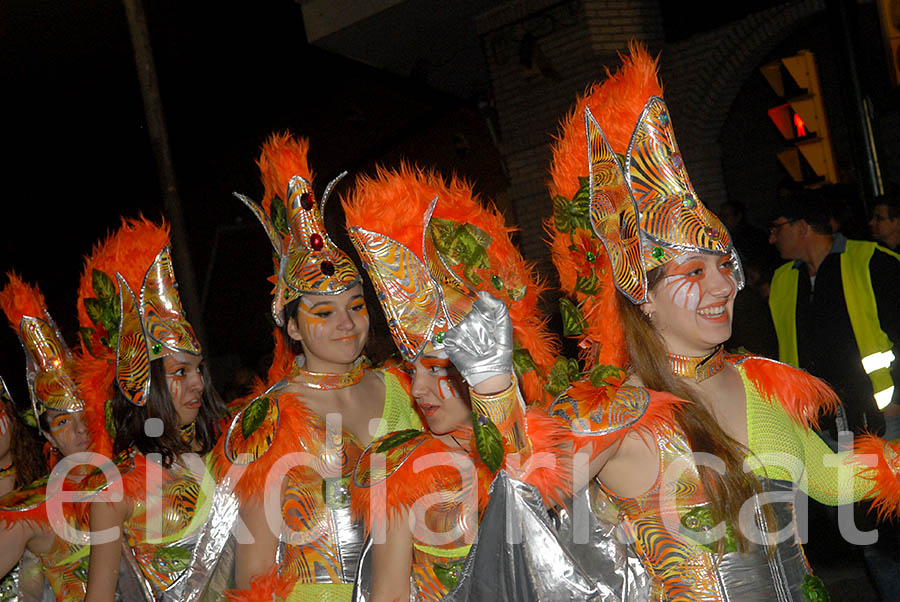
<box><xmin>73</xmin><ymin>217</ymin><xmax>172</xmax><ymax>458</ymax></box>
<box><xmin>257</xmin><ymin>131</ymin><xmax>315</xmax><ymax>219</ymax></box>
<box><xmin>343</xmin><ymin>164</ymin><xmax>560</xmax><ymax>406</ymax></box>
<box><xmin>0</xmin><ymin>272</ymin><xmax>48</xmax><ymax>330</ymax></box>
<box><xmin>545</xmin><ymin>42</ymin><xmax>661</xmax><ymax>369</ymax></box>
<box><xmin>224</xmin><ymin>566</ymin><xmax>294</xmax><ymax>602</ymax></box>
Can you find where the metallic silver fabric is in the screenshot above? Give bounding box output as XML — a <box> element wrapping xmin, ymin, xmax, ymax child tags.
<box><xmin>552</xmin><ymin>481</ymin><xmax>650</xmax><ymax>601</ymax></box>
<box><xmin>354</xmin><ymin>471</ymin><xmax>610</xmax><ymax>601</ymax></box>
<box><xmin>710</xmin><ymin>479</ymin><xmax>812</xmax><ymax>602</ymax></box>
<box><xmin>0</xmin><ymin>565</ymin><xmax>18</xmax><ymax>602</ymax></box>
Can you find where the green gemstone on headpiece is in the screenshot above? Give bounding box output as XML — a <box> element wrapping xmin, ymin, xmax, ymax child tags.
<box><xmin>152</xmin><ymin>343</ymin><xmax>162</xmax><ymax>355</ymax></box>
<box><xmin>434</xmin><ymin>331</ymin><xmax>446</xmax><ymax>344</ymax></box>
<box><xmin>586</xmin><ymin>251</ymin><xmax>596</xmax><ymax>263</ymax></box>
<box><xmin>652</xmin><ymin>246</ymin><xmax>665</xmax><ymax>260</ymax></box>
<box><xmin>284</xmin><ymin>289</ymin><xmax>291</xmax><ymax>299</ymax></box>
<box><xmin>491</xmin><ymin>275</ymin><xmax>503</xmax><ymax>290</ymax></box>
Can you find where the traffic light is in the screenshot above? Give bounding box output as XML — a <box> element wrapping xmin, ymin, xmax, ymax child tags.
<box><xmin>876</xmin><ymin>0</ymin><xmax>900</xmax><ymax>86</ymax></box>
<box><xmin>761</xmin><ymin>50</ymin><xmax>838</xmax><ymax>186</ymax></box>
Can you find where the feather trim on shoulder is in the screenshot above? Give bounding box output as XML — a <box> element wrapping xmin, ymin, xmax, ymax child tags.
<box><xmin>519</xmin><ymin>409</ymin><xmax>572</xmax><ymax>507</ymax></box>
<box><xmin>212</xmin><ymin>392</ymin><xmax>321</xmax><ymax>504</ymax></box>
<box><xmin>851</xmin><ymin>434</ymin><xmax>900</xmax><ymax>521</ymax></box>
<box><xmin>351</xmin><ymin>434</ymin><xmax>491</xmax><ymax>537</ymax></box>
<box><xmin>731</xmin><ymin>355</ymin><xmax>839</xmax><ymax>430</ymax></box>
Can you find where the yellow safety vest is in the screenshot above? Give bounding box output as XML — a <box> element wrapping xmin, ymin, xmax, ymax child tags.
<box><xmin>769</xmin><ymin>239</ymin><xmax>899</xmax><ymax>409</ymax></box>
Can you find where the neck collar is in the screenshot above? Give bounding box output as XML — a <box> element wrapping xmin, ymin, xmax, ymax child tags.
<box><xmin>179</xmin><ymin>421</ymin><xmax>196</xmax><ymax>446</ymax></box>
<box><xmin>668</xmin><ymin>345</ymin><xmax>726</xmax><ymax>382</ymax></box>
<box><xmin>291</xmin><ymin>356</ymin><xmax>366</xmax><ymax>390</ymax></box>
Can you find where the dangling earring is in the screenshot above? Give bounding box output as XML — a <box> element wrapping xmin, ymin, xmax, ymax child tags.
<box><xmin>643</xmin><ymin>310</ymin><xmax>653</xmax><ymax>321</ymax></box>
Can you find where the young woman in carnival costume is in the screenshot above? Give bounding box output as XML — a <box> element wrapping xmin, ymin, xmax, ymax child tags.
<box><xmin>0</xmin><ymin>274</ymin><xmax>95</xmax><ymax>601</ymax></box>
<box><xmin>212</xmin><ymin>132</ymin><xmax>422</xmax><ymax>601</ymax></box>
<box><xmin>75</xmin><ymin>218</ymin><xmax>229</xmax><ymax>601</ymax></box>
<box><xmin>343</xmin><ymin>166</ymin><xmax>580</xmax><ymax>601</ymax></box>
<box><xmin>544</xmin><ymin>44</ymin><xmax>900</xmax><ymax>602</ymax></box>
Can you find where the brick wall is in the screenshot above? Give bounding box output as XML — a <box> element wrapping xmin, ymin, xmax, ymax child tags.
<box><xmin>476</xmin><ymin>0</ymin><xmax>664</xmax><ymax>277</ymax></box>
<box><xmin>476</xmin><ymin>0</ymin><xmax>828</xmax><ymax>277</ymax></box>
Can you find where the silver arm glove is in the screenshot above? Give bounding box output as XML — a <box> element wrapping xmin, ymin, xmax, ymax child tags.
<box><xmin>442</xmin><ymin>291</ymin><xmax>513</xmax><ymax>386</ymax></box>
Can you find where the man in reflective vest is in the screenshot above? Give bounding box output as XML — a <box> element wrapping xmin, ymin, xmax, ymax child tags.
<box><xmin>768</xmin><ymin>192</ymin><xmax>900</xmax><ymax>438</ymax></box>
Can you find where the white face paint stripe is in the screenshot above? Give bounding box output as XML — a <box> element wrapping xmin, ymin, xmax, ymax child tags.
<box><xmin>0</xmin><ymin>410</ymin><xmax>9</xmax><ymax>436</ymax></box>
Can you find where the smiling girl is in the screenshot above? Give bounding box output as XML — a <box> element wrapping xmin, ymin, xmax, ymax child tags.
<box><xmin>213</xmin><ymin>133</ymin><xmax>421</xmax><ymax>601</ymax></box>
<box><xmin>545</xmin><ymin>45</ymin><xmax>900</xmax><ymax>601</ymax></box>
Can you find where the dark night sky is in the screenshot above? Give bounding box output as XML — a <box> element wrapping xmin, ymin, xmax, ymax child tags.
<box><xmin>1</xmin><ymin>0</ymin><xmax>867</xmax><ymax>403</ymax></box>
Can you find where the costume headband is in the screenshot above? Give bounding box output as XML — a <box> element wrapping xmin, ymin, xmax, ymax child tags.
<box><xmin>236</xmin><ymin>132</ymin><xmax>360</xmax><ymax>326</ymax></box>
<box><xmin>0</xmin><ymin>274</ymin><xmax>84</xmax><ymax>426</ymax></box>
<box><xmin>115</xmin><ymin>245</ymin><xmax>202</xmax><ymax>406</ymax></box>
<box><xmin>344</xmin><ymin>166</ymin><xmax>559</xmax><ymax>405</ymax></box>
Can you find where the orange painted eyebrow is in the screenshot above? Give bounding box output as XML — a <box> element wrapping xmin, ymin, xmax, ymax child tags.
<box><xmin>305</xmin><ymin>294</ymin><xmax>365</xmax><ymax>310</ymax></box>
<box><xmin>420</xmin><ymin>357</ymin><xmax>452</xmax><ymax>369</ymax></box>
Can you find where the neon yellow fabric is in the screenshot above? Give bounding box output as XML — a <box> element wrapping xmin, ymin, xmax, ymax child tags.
<box><xmin>285</xmin><ymin>583</ymin><xmax>354</xmax><ymax>602</ymax></box>
<box><xmin>769</xmin><ymin>240</ymin><xmax>898</xmax><ymax>398</ymax></box>
<box><xmin>769</xmin><ymin>262</ymin><xmax>800</xmax><ymax>367</ymax></box>
<box><xmin>372</xmin><ymin>369</ymin><xmax>422</xmax><ymax>440</ymax></box>
<box><xmin>841</xmin><ymin>240</ymin><xmax>898</xmax><ymax>401</ymax></box>
<box><xmin>741</xmin><ymin>366</ymin><xmax>871</xmax><ymax>504</ymax></box>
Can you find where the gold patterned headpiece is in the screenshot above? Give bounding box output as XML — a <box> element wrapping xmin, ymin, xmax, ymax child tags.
<box><xmin>343</xmin><ymin>165</ymin><xmax>560</xmax><ymax>406</ymax></box>
<box><xmin>235</xmin><ymin>132</ymin><xmax>360</xmax><ymax>326</ymax></box>
<box><xmin>0</xmin><ymin>273</ymin><xmax>84</xmax><ymax>426</ymax></box>
<box><xmin>115</xmin><ymin>245</ymin><xmax>202</xmax><ymax>406</ymax></box>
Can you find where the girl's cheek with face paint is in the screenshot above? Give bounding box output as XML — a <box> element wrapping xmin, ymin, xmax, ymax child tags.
<box><xmin>436</xmin><ymin>376</ymin><xmax>458</xmax><ymax>400</ymax></box>
<box><xmin>664</xmin><ymin>274</ymin><xmax>702</xmax><ymax>312</ymax></box>
<box><xmin>0</xmin><ymin>410</ymin><xmax>9</xmax><ymax>437</ymax></box>
<box><xmin>298</xmin><ymin>305</ymin><xmax>328</xmax><ymax>341</ymax></box>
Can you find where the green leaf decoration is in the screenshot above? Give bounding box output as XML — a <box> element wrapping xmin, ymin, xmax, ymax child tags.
<box><xmin>429</xmin><ymin>218</ymin><xmax>492</xmax><ymax>286</ymax></box>
<box><xmin>679</xmin><ymin>506</ymin><xmax>737</xmax><ymax>554</ymax></box>
<box><xmin>512</xmin><ymin>347</ymin><xmax>536</xmax><ymax>378</ymax></box>
<box><xmin>79</xmin><ymin>327</ymin><xmax>96</xmax><ymax>358</ymax></box>
<box><xmin>270</xmin><ymin>195</ymin><xmax>289</xmax><ymax>236</ymax></box>
<box><xmin>151</xmin><ymin>544</ymin><xmax>191</xmax><ymax>573</ymax></box>
<box><xmin>552</xmin><ymin>177</ymin><xmax>591</xmax><ymax>234</ymax></box>
<box><xmin>588</xmin><ymin>364</ymin><xmax>625</xmax><ymax>388</ymax></box>
<box><xmin>433</xmin><ymin>559</ymin><xmax>464</xmax><ymax>591</ymax></box>
<box><xmin>575</xmin><ymin>272</ymin><xmax>599</xmax><ymax>295</ymax></box>
<box><xmin>802</xmin><ymin>575</ymin><xmax>830</xmax><ymax>601</ymax></box>
<box><xmin>83</xmin><ymin>298</ymin><xmax>104</xmax><ymax>326</ymax></box>
<box><xmin>20</xmin><ymin>407</ymin><xmax>37</xmax><ymax>428</ymax></box>
<box><xmin>374</xmin><ymin>429</ymin><xmax>422</xmax><ymax>453</ymax></box>
<box><xmin>472</xmin><ymin>412</ymin><xmax>504</xmax><ymax>473</ymax></box>
<box><xmin>559</xmin><ymin>298</ymin><xmax>587</xmax><ymax>337</ymax></box>
<box><xmin>92</xmin><ymin>269</ymin><xmax>116</xmax><ymax>300</ymax></box>
<box><xmin>241</xmin><ymin>395</ymin><xmax>270</xmax><ymax>440</ymax></box>
<box><xmin>545</xmin><ymin>357</ymin><xmax>580</xmax><ymax>397</ymax></box>
<box><xmin>104</xmin><ymin>398</ymin><xmax>117</xmax><ymax>441</ymax></box>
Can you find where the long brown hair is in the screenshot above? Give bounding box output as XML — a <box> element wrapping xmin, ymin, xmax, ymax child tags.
<box><xmin>618</xmin><ymin>269</ymin><xmax>763</xmax><ymax>552</ymax></box>
<box><xmin>113</xmin><ymin>359</ymin><xmax>226</xmax><ymax>467</ymax></box>
<box><xmin>1</xmin><ymin>395</ymin><xmax>45</xmax><ymax>487</ymax></box>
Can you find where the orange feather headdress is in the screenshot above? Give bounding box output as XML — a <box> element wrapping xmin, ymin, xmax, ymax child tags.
<box><xmin>74</xmin><ymin>217</ymin><xmax>199</xmax><ymax>455</ymax></box>
<box><xmin>343</xmin><ymin>164</ymin><xmax>559</xmax><ymax>406</ymax></box>
<box><xmin>0</xmin><ymin>273</ymin><xmax>83</xmax><ymax>427</ymax></box>
<box><xmin>234</xmin><ymin>131</ymin><xmax>360</xmax><ymax>327</ymax></box>
<box><xmin>547</xmin><ymin>42</ymin><xmax>741</xmax><ymax>368</ymax></box>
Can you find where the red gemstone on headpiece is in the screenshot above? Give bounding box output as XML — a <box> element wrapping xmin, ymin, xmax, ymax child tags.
<box><xmin>672</xmin><ymin>153</ymin><xmax>683</xmax><ymax>170</ymax></box>
<box><xmin>320</xmin><ymin>261</ymin><xmax>335</xmax><ymax>276</ymax></box>
<box><xmin>300</xmin><ymin>192</ymin><xmax>314</xmax><ymax>210</ymax></box>
<box><xmin>310</xmin><ymin>233</ymin><xmax>324</xmax><ymax>251</ymax></box>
